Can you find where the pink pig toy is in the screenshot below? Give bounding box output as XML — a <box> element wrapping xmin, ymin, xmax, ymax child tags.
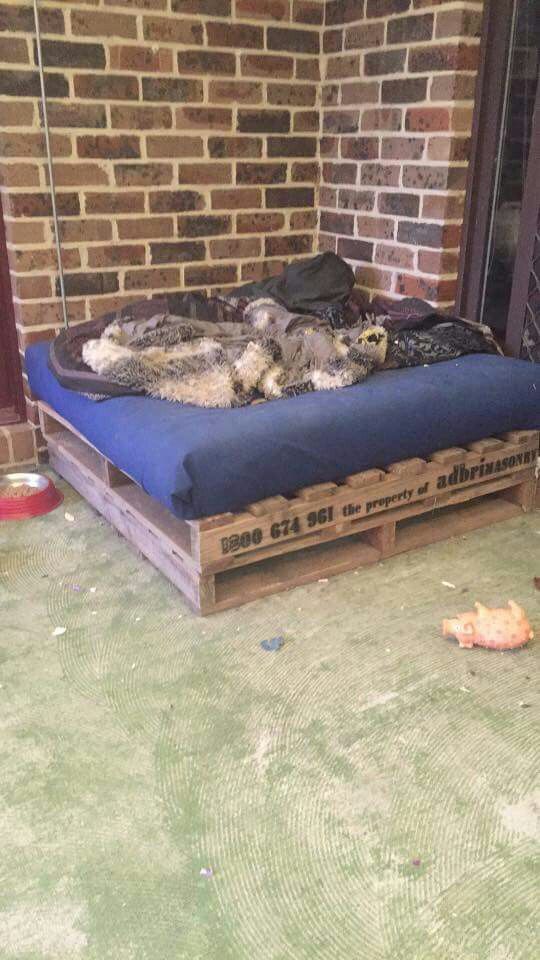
<box><xmin>442</xmin><ymin>601</ymin><xmax>534</xmax><ymax>650</ymax></box>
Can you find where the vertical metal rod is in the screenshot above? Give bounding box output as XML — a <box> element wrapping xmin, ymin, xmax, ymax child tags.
<box><xmin>33</xmin><ymin>0</ymin><xmax>69</xmax><ymax>328</ymax></box>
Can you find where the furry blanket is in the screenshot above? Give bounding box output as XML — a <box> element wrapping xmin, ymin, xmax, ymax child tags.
<box><xmin>82</xmin><ymin>299</ymin><xmax>388</xmax><ymax>407</ymax></box>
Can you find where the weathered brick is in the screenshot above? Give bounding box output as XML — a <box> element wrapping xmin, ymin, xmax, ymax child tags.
<box><xmin>326</xmin><ymin>0</ymin><xmax>367</xmax><ymax>25</ymax></box>
<box><xmin>298</xmin><ymin>60</ymin><xmax>321</xmax><ymax>85</ymax></box>
<box><xmin>268</xmin><ymin>136</ymin><xmax>317</xmax><ymax>157</ymax></box>
<box><xmin>294</xmin><ymin>0</ymin><xmax>324</xmax><ymax>24</ymax></box>
<box><xmin>381</xmin><ymin>77</ymin><xmax>427</xmax><ymax>103</ymax></box>
<box><xmin>265</xmin><ymin>234</ymin><xmax>312</xmax><ymax>256</ymax></box>
<box><xmin>171</xmin><ymin>0</ymin><xmax>231</xmax><ymax>13</ymax></box>
<box><xmin>323</xmin><ymin>161</ymin><xmax>357</xmax><ymax>185</ymax></box>
<box><xmin>62</xmin><ymin>272</ymin><xmax>119</xmax><ymax>297</ymax></box>
<box><xmin>71</xmin><ymin>10</ymin><xmax>137</xmax><ymax>40</ymax></box>
<box><xmin>337</xmin><ymin>237</ymin><xmax>374</xmax><ymax>262</ymax></box>
<box><xmin>125</xmin><ymin>266</ymin><xmax>180</xmax><ymax>290</ymax></box>
<box><xmin>78</xmin><ymin>135</ymin><xmax>141</xmax><ymax>159</ymax></box>
<box><xmin>319</xmin><ymin>186</ymin><xmax>338</xmax><ymax>207</ymax></box>
<box><xmin>403</xmin><ymin>164</ymin><xmax>467</xmax><ymax>190</ymax></box>
<box><xmin>268</xmin><ymin>83</ymin><xmax>317</xmax><ymax>107</ymax></box>
<box><xmin>178</xmin><ymin>163</ymin><xmax>231</xmax><ymax>185</ymax></box>
<box><xmin>184</xmin><ymin>264</ymin><xmax>237</xmax><ymax>287</ymax></box>
<box><xmin>143</xmin><ymin>16</ymin><xmax>203</xmax><ymax>44</ymax></box>
<box><xmin>375</xmin><ymin>244</ymin><xmax>415</xmax><ymax>270</ymax></box>
<box><xmin>338</xmin><ymin>188</ymin><xmax>375</xmax><ymax>211</ymax></box>
<box><xmin>150</xmin><ymin>190</ymin><xmax>205</xmax><ymax>213</ymax></box>
<box><xmin>236</xmin><ymin>0</ymin><xmax>288</xmax><ymax>19</ymax></box>
<box><xmin>7</xmin><ymin>423</ymin><xmax>36</xmax><ymax>462</ymax></box>
<box><xmin>0</xmin><ymin>70</ymin><xmax>68</xmax><ymax>98</ymax></box>
<box><xmin>241</xmin><ymin>54</ymin><xmax>293</xmax><ymax>78</ymax></box>
<box><xmin>326</xmin><ymin>54</ymin><xmax>360</xmax><ymax>80</ymax></box>
<box><xmin>237</xmin><ymin>212</ymin><xmax>284</xmax><ymax>233</ymax></box>
<box><xmin>0</xmin><ymin>4</ymin><xmax>64</xmax><ymax>35</ymax></box>
<box><xmin>110</xmin><ymin>45</ymin><xmax>173</xmax><ymax>73</ymax></box>
<box><xmin>85</xmin><ymin>191</ymin><xmax>145</xmax><ymax>214</ymax></box>
<box><xmin>266</xmin><ymin>187</ymin><xmax>314</xmax><ymax>208</ymax></box>
<box><xmin>395</xmin><ymin>273</ymin><xmax>457</xmax><ymax>302</ymax></box>
<box><xmin>237</xmin><ymin>110</ymin><xmax>290</xmax><ymax>134</ymax></box>
<box><xmin>206</xmin><ymin>21</ymin><xmax>263</xmax><ymax>48</ymax></box>
<box><xmin>356</xmin><ymin>216</ymin><xmax>395</xmax><ymax>240</ymax></box>
<box><xmin>142</xmin><ymin>78</ymin><xmax>203</xmax><ymax>102</ymax></box>
<box><xmin>430</xmin><ymin>73</ymin><xmax>476</xmax><ymax>102</ymax></box>
<box><xmin>365</xmin><ymin>49</ymin><xmax>406</xmax><ymax>76</ymax></box>
<box><xmin>436</xmin><ymin>9</ymin><xmax>483</xmax><ymax>40</ymax></box>
<box><xmin>211</xmin><ymin>188</ymin><xmax>262</xmax><ymax>209</ymax></box>
<box><xmin>355</xmin><ymin>265</ymin><xmax>393</xmax><ymax>292</ymax></box>
<box><xmin>0</xmin><ymin>130</ymin><xmax>71</xmax><ymax>159</ymax></box>
<box><xmin>345</xmin><ymin>22</ymin><xmax>385</xmax><ymax>49</ymax></box>
<box><xmin>361</xmin><ymin>108</ymin><xmax>402</xmax><ymax>131</ymax></box>
<box><xmin>366</xmin><ymin>0</ymin><xmax>410</xmax><ymax>16</ymax></box>
<box><xmin>409</xmin><ymin>43</ymin><xmax>479</xmax><ymax>74</ymax></box>
<box><xmin>13</xmin><ymin>274</ymin><xmax>52</xmax><ymax>300</ymax></box>
<box><xmin>210</xmin><ymin>237</ymin><xmax>261</xmax><ymax>259</ymax></box>
<box><xmin>293</xmin><ymin>110</ymin><xmax>318</xmax><ymax>131</ymax></box>
<box><xmin>267</xmin><ymin>27</ymin><xmax>320</xmax><ymax>54</ymax></box>
<box><xmin>381</xmin><ymin>136</ymin><xmax>424</xmax><ymax>160</ymax></box>
<box><xmin>177</xmin><ymin>215</ymin><xmax>231</xmax><ymax>237</ymax></box>
<box><xmin>387</xmin><ymin>14</ymin><xmax>433</xmax><ymax>44</ymax></box>
<box><xmin>147</xmin><ymin>136</ymin><xmax>204</xmax><ymax>158</ymax></box>
<box><xmin>397</xmin><ymin>220</ymin><xmax>445</xmax><ymax>248</ymax></box>
<box><xmin>427</xmin><ymin>136</ymin><xmax>470</xmax><ymax>161</ymax></box>
<box><xmin>323</xmin><ymin>29</ymin><xmax>343</xmax><ymax>54</ymax></box>
<box><xmin>323</xmin><ymin>110</ymin><xmax>359</xmax><ymax>134</ymax></box>
<box><xmin>88</xmin><ymin>245</ymin><xmax>146</xmax><ymax>268</ymax></box>
<box><xmin>237</xmin><ymin>163</ymin><xmax>287</xmax><ymax>184</ymax></box>
<box><xmin>111</xmin><ymin>105</ymin><xmax>172</xmax><ymax>130</ymax></box>
<box><xmin>0</xmin><ymin>102</ymin><xmax>35</xmax><ymax>128</ymax></box>
<box><xmin>5</xmin><ymin>221</ymin><xmax>45</xmax><ymax>245</ymax></box>
<box><xmin>209</xmin><ymin>80</ymin><xmax>262</xmax><ymax>104</ymax></box>
<box><xmin>320</xmin><ymin>135</ymin><xmax>339</xmax><ymax>157</ymax></box>
<box><xmin>292</xmin><ymin>161</ymin><xmax>319</xmax><ymax>182</ymax></box>
<box><xmin>6</xmin><ymin>192</ymin><xmax>79</xmax><ymax>218</ymax></box>
<box><xmin>176</xmin><ymin>106</ymin><xmax>232</xmax><ymax>130</ymax></box>
<box><xmin>74</xmin><ymin>74</ymin><xmax>139</xmax><ymax>101</ymax></box>
<box><xmin>406</xmin><ymin>107</ymin><xmax>450</xmax><ymax>132</ymax></box>
<box><xmin>320</xmin><ymin>211</ymin><xmax>355</xmax><ymax>236</ymax></box>
<box><xmin>379</xmin><ymin>192</ymin><xmax>420</xmax><ymax>217</ymax></box>
<box><xmin>118</xmin><ymin>217</ymin><xmax>174</xmax><ymax>240</ymax></box>
<box><xmin>50</xmin><ymin>163</ymin><xmax>109</xmax><ymax>187</ymax></box>
<box><xmin>322</xmin><ymin>84</ymin><xmax>340</xmax><ymax>107</ymax></box>
<box><xmin>60</xmin><ymin>220</ymin><xmax>113</xmax><ymax>243</ymax></box>
<box><xmin>178</xmin><ymin>50</ymin><xmax>235</xmax><ymax>75</ymax></box>
<box><xmin>418</xmin><ymin>249</ymin><xmax>460</xmax><ymax>275</ymax></box>
<box><xmin>38</xmin><ymin>39</ymin><xmax>105</xmax><ymax>69</ymax></box>
<box><xmin>361</xmin><ymin>163</ymin><xmax>400</xmax><ymax>187</ymax></box>
<box><xmin>209</xmin><ymin>137</ymin><xmax>262</xmax><ymax>159</ymax></box>
<box><xmin>241</xmin><ymin>259</ymin><xmax>285</xmax><ymax>282</ymax></box>
<box><xmin>422</xmin><ymin>194</ymin><xmax>464</xmax><ymax>220</ymax></box>
<box><xmin>341</xmin><ymin>81</ymin><xmax>380</xmax><ymax>105</ymax></box>
<box><xmin>0</xmin><ymin>163</ymin><xmax>40</xmax><ymax>188</ymax></box>
<box><xmin>341</xmin><ymin>137</ymin><xmax>379</xmax><ymax>160</ymax></box>
<box><xmin>114</xmin><ymin>163</ymin><xmax>173</xmax><ymax>186</ymax></box>
<box><xmin>0</xmin><ymin>36</ymin><xmax>29</xmax><ymax>64</ymax></box>
<box><xmin>46</xmin><ymin>102</ymin><xmax>106</xmax><ymax>129</ymax></box>
<box><xmin>151</xmin><ymin>241</ymin><xmax>206</xmax><ymax>264</ymax></box>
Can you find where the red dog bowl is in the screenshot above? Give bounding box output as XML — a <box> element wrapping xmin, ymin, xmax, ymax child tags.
<box><xmin>0</xmin><ymin>472</ymin><xmax>63</xmax><ymax>520</ymax></box>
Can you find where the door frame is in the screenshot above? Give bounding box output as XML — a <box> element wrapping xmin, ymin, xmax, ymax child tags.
<box><xmin>0</xmin><ymin>201</ymin><xmax>25</xmax><ymax>424</ymax></box>
<box><xmin>455</xmin><ymin>0</ymin><xmax>516</xmax><ymax>323</ymax></box>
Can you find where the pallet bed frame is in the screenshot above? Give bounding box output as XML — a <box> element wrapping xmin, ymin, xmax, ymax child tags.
<box><xmin>39</xmin><ymin>401</ymin><xmax>538</xmax><ymax>615</ymax></box>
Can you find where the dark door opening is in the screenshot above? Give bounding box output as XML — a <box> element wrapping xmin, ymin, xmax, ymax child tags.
<box><xmin>457</xmin><ymin>0</ymin><xmax>539</xmax><ymax>357</ymax></box>
<box><xmin>0</xmin><ymin>201</ymin><xmax>25</xmax><ymax>424</ymax></box>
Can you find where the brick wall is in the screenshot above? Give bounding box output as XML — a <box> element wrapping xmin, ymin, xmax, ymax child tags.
<box><xmin>0</xmin><ymin>0</ymin><xmax>323</xmax><ymax>429</ymax></box>
<box><xmin>320</xmin><ymin>0</ymin><xmax>484</xmax><ymax>305</ymax></box>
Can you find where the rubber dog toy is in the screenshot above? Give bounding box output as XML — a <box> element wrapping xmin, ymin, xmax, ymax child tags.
<box><xmin>442</xmin><ymin>601</ymin><xmax>533</xmax><ymax>650</ymax></box>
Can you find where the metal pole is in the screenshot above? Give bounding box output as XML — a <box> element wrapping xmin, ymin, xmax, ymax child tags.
<box><xmin>33</xmin><ymin>0</ymin><xmax>69</xmax><ymax>328</ymax></box>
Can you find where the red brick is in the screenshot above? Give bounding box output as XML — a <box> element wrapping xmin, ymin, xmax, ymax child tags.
<box><xmin>294</xmin><ymin>111</ymin><xmax>320</xmax><ymax>132</ymax></box>
<box><xmin>323</xmin><ymin>84</ymin><xmax>340</xmax><ymax>106</ymax></box>
<box><xmin>326</xmin><ymin>0</ymin><xmax>370</xmax><ymax>25</ymax></box>
<box><xmin>296</xmin><ymin>58</ymin><xmax>320</xmax><ymax>81</ymax></box>
<box><xmin>357</xmin><ymin>215</ymin><xmax>395</xmax><ymax>240</ymax></box>
<box><xmin>184</xmin><ymin>264</ymin><xmax>237</xmax><ymax>287</ymax></box>
<box><xmin>355</xmin><ymin>265</ymin><xmax>393</xmax><ymax>292</ymax></box>
<box><xmin>265</xmin><ymin>234</ymin><xmax>312</xmax><ymax>256</ymax></box>
<box><xmin>50</xmin><ymin>163</ymin><xmax>110</xmax><ymax>187</ymax></box>
<box><xmin>375</xmin><ymin>244</ymin><xmax>415</xmax><ymax>270</ymax></box>
<box><xmin>0</xmin><ymin>163</ymin><xmax>40</xmax><ymax>188</ymax></box>
<box><xmin>6</xmin><ymin>192</ymin><xmax>80</xmax><ymax>218</ymax></box>
<box><xmin>62</xmin><ymin>272</ymin><xmax>119</xmax><ymax>297</ymax></box>
<box><xmin>172</xmin><ymin>0</ymin><xmax>231</xmax><ymax>13</ymax></box>
<box><xmin>450</xmin><ymin>107</ymin><xmax>474</xmax><ymax>132</ymax></box>
<box><xmin>436</xmin><ymin>9</ymin><xmax>483</xmax><ymax>40</ymax></box>
<box><xmin>236</xmin><ymin>212</ymin><xmax>284</xmax><ymax>233</ymax></box>
<box><xmin>323</xmin><ymin>29</ymin><xmax>343</xmax><ymax>54</ymax></box>
<box><xmin>365</xmin><ymin>49</ymin><xmax>406</xmax><ymax>76</ymax></box>
<box><xmin>111</xmin><ymin>105</ymin><xmax>172</xmax><ymax>130</ymax></box>
<box><xmin>125</xmin><ymin>267</ymin><xmax>180</xmax><ymax>290</ymax></box>
<box><xmin>337</xmin><ymin>237</ymin><xmax>374</xmax><ymax>262</ymax></box>
<box><xmin>77</xmin><ymin>135</ymin><xmax>140</xmax><ymax>159</ymax></box>
<box><xmin>0</xmin><ymin>70</ymin><xmax>68</xmax><ymax>98</ymax></box>
<box><xmin>360</xmin><ymin>163</ymin><xmax>400</xmax><ymax>186</ymax></box>
<box><xmin>118</xmin><ymin>217</ymin><xmax>174</xmax><ymax>240</ymax></box>
<box><xmin>379</xmin><ymin>192</ymin><xmax>420</xmax><ymax>217</ymax></box>
<box><xmin>0</xmin><ymin>36</ymin><xmax>30</xmax><ymax>64</ymax></box>
<box><xmin>409</xmin><ymin>43</ymin><xmax>479</xmax><ymax>73</ymax></box>
<box><xmin>268</xmin><ymin>84</ymin><xmax>317</xmax><ymax>107</ymax></box>
<box><xmin>387</xmin><ymin>14</ymin><xmax>434</xmax><ymax>44</ymax></box>
<box><xmin>46</xmin><ymin>102</ymin><xmax>107</xmax><ymax>128</ymax></box>
<box><xmin>241</xmin><ymin>259</ymin><xmax>285</xmax><ymax>282</ymax></box>
<box><xmin>5</xmin><ymin>221</ymin><xmax>45</xmax><ymax>245</ymax></box>
<box><xmin>403</xmin><ymin>164</ymin><xmax>467</xmax><ymax>190</ymax></box>
<box><xmin>341</xmin><ymin>137</ymin><xmax>379</xmax><ymax>160</ymax></box>
<box><xmin>292</xmin><ymin>161</ymin><xmax>319</xmax><ymax>182</ymax></box>
<box><xmin>209</xmin><ymin>137</ymin><xmax>262</xmax><ymax>159</ymax></box>
<box><xmin>177</xmin><ymin>215</ymin><xmax>231</xmax><ymax>237</ymax></box>
<box><xmin>0</xmin><ymin>3</ymin><xmax>64</xmax><ymax>35</ymax></box>
<box><xmin>237</xmin><ymin>163</ymin><xmax>287</xmax><ymax>185</ymax></box>
<box><xmin>38</xmin><ymin>39</ymin><xmax>105</xmax><ymax>69</ymax></box>
<box><xmin>209</xmin><ymin>80</ymin><xmax>262</xmax><ymax>104</ymax></box>
<box><xmin>237</xmin><ymin>110</ymin><xmax>290</xmax><ymax>134</ymax></box>
<box><xmin>88</xmin><ymin>244</ymin><xmax>146</xmax><ymax>268</ymax></box>
<box><xmin>85</xmin><ymin>191</ymin><xmax>145</xmax><ymax>214</ymax></box>
<box><xmin>151</xmin><ymin>241</ymin><xmax>206</xmax><ymax>264</ymax></box>
<box><xmin>71</xmin><ymin>10</ymin><xmax>137</xmax><ymax>40</ymax></box>
<box><xmin>418</xmin><ymin>249</ymin><xmax>460</xmax><ymax>274</ymax></box>
<box><xmin>178</xmin><ymin>49</ymin><xmax>235</xmax><ymax>75</ymax></box>
<box><xmin>241</xmin><ymin>53</ymin><xmax>293</xmax><ymax>78</ymax></box>
<box><xmin>211</xmin><ymin>188</ymin><xmax>262</xmax><ymax>209</ymax></box>
<box><xmin>421</xmin><ymin>194</ymin><xmax>464</xmax><ymax>220</ymax></box>
<box><xmin>236</xmin><ymin>0</ymin><xmax>289</xmax><ymax>19</ymax></box>
<box><xmin>395</xmin><ymin>272</ymin><xmax>457</xmax><ymax>302</ymax></box>
<box><xmin>0</xmin><ymin>102</ymin><xmax>35</xmax><ymax>127</ymax></box>
<box><xmin>323</xmin><ymin>110</ymin><xmax>359</xmax><ymax>134</ymax></box>
<box><xmin>319</xmin><ymin>186</ymin><xmax>338</xmax><ymax>207</ymax></box>
<box><xmin>345</xmin><ymin>22</ymin><xmax>385</xmax><ymax>49</ymax></box>
<box><xmin>142</xmin><ymin>78</ymin><xmax>203</xmax><ymax>102</ymax></box>
<box><xmin>210</xmin><ymin>237</ymin><xmax>261</xmax><ymax>259</ymax></box>
<box><xmin>266</xmin><ymin>187</ymin><xmax>315</xmax><ymax>208</ymax></box>
<box><xmin>75</xmin><ymin>74</ymin><xmax>139</xmax><ymax>100</ymax></box>
<box><xmin>13</xmin><ymin>275</ymin><xmax>52</xmax><ymax>299</ymax></box>
<box><xmin>361</xmin><ymin>108</ymin><xmax>402</xmax><ymax>131</ymax></box>
<box><xmin>150</xmin><ymin>190</ymin><xmax>205</xmax><ymax>213</ymax></box>
<box><xmin>110</xmin><ymin>45</ymin><xmax>173</xmax><ymax>72</ymax></box>
<box><xmin>326</xmin><ymin>54</ymin><xmax>360</xmax><ymax>80</ymax></box>
<box><xmin>268</xmin><ymin>136</ymin><xmax>317</xmax><ymax>157</ymax></box>
<box><xmin>366</xmin><ymin>0</ymin><xmax>409</xmax><ymax>15</ymax></box>
<box><xmin>178</xmin><ymin>163</ymin><xmax>232</xmax><ymax>185</ymax></box>
<box><xmin>381</xmin><ymin>136</ymin><xmax>425</xmax><ymax>160</ymax></box>
<box><xmin>267</xmin><ymin>27</ymin><xmax>320</xmax><ymax>54</ymax></box>
<box><xmin>406</xmin><ymin>108</ymin><xmax>450</xmax><ymax>132</ymax></box>
<box><xmin>341</xmin><ymin>81</ymin><xmax>379</xmax><ymax>105</ymax></box>
<box><xmin>114</xmin><ymin>163</ymin><xmax>173</xmax><ymax>186</ymax></box>
<box><xmin>147</xmin><ymin>136</ymin><xmax>204</xmax><ymax>158</ymax></box>
<box><xmin>381</xmin><ymin>77</ymin><xmax>427</xmax><ymax>103</ymax></box>
<box><xmin>323</xmin><ymin>161</ymin><xmax>357</xmax><ymax>185</ymax></box>
<box><xmin>430</xmin><ymin>73</ymin><xmax>477</xmax><ymax>102</ymax></box>
<box><xmin>176</xmin><ymin>107</ymin><xmax>232</xmax><ymax>130</ymax></box>
<box><xmin>320</xmin><ymin>211</ymin><xmax>355</xmax><ymax>235</ymax></box>
<box><xmin>338</xmin><ymin>188</ymin><xmax>375</xmax><ymax>211</ymax></box>
<box><xmin>427</xmin><ymin>136</ymin><xmax>470</xmax><ymax>161</ymax></box>
<box><xmin>320</xmin><ymin>135</ymin><xmax>339</xmax><ymax>157</ymax></box>
<box><xmin>143</xmin><ymin>16</ymin><xmax>203</xmax><ymax>44</ymax></box>
<box><xmin>293</xmin><ymin>0</ymin><xmax>324</xmax><ymax>24</ymax></box>
<box><xmin>206</xmin><ymin>21</ymin><xmax>263</xmax><ymax>48</ymax></box>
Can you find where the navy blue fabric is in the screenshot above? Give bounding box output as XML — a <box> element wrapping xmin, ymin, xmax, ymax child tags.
<box><xmin>27</xmin><ymin>341</ymin><xmax>539</xmax><ymax>519</ymax></box>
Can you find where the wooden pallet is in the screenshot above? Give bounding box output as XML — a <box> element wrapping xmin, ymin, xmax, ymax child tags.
<box><xmin>38</xmin><ymin>401</ymin><xmax>538</xmax><ymax>615</ymax></box>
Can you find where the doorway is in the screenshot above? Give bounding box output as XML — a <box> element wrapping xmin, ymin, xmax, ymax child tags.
<box><xmin>457</xmin><ymin>0</ymin><xmax>539</xmax><ymax>359</ymax></box>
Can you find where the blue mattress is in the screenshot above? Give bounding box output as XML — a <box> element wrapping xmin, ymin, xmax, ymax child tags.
<box><xmin>27</xmin><ymin>341</ymin><xmax>539</xmax><ymax>520</ymax></box>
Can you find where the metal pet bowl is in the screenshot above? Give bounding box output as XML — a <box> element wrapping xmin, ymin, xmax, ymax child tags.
<box><xmin>0</xmin><ymin>472</ymin><xmax>63</xmax><ymax>521</ymax></box>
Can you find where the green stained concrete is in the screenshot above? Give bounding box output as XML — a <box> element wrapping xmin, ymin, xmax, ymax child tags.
<box><xmin>0</xmin><ymin>476</ymin><xmax>539</xmax><ymax>959</ymax></box>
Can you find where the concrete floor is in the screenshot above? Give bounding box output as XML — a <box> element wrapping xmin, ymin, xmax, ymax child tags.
<box><xmin>0</xmin><ymin>475</ymin><xmax>538</xmax><ymax>959</ymax></box>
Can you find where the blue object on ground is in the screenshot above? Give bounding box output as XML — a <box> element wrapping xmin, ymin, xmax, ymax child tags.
<box><xmin>261</xmin><ymin>636</ymin><xmax>285</xmax><ymax>652</ymax></box>
<box><xmin>26</xmin><ymin>341</ymin><xmax>540</xmax><ymax>520</ymax></box>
